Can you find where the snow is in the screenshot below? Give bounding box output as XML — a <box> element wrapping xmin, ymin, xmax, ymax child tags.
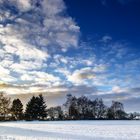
<box><xmin>0</xmin><ymin>121</ymin><xmax>140</xmax><ymax>140</ymax></box>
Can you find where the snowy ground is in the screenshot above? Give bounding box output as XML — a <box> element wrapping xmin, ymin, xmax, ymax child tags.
<box><xmin>0</xmin><ymin>121</ymin><xmax>140</xmax><ymax>140</ymax></box>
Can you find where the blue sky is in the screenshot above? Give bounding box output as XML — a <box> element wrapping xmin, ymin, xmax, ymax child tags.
<box><xmin>65</xmin><ymin>0</ymin><xmax>140</xmax><ymax>44</ymax></box>
<box><xmin>0</xmin><ymin>0</ymin><xmax>140</xmax><ymax>111</ymax></box>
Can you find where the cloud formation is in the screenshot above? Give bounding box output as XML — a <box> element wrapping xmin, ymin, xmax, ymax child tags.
<box><xmin>0</xmin><ymin>0</ymin><xmax>140</xmax><ymax>111</ymax></box>
<box><xmin>67</xmin><ymin>65</ymin><xmax>107</xmax><ymax>85</ymax></box>
<box><xmin>0</xmin><ymin>0</ymin><xmax>80</xmax><ymax>89</ymax></box>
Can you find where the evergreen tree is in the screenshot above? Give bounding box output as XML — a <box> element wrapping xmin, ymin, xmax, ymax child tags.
<box><xmin>11</xmin><ymin>99</ymin><xmax>23</xmax><ymax>120</ymax></box>
<box><xmin>25</xmin><ymin>96</ymin><xmax>38</xmax><ymax>120</ymax></box>
<box><xmin>37</xmin><ymin>94</ymin><xmax>47</xmax><ymax>120</ymax></box>
<box><xmin>107</xmin><ymin>108</ymin><xmax>115</xmax><ymax>119</ymax></box>
<box><xmin>25</xmin><ymin>95</ymin><xmax>47</xmax><ymax>120</ymax></box>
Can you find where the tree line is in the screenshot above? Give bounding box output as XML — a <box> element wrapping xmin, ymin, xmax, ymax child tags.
<box><xmin>0</xmin><ymin>92</ymin><xmax>139</xmax><ymax>121</ymax></box>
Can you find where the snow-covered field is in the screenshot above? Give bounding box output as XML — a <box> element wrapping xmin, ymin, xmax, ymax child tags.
<box><xmin>0</xmin><ymin>121</ymin><xmax>140</xmax><ymax>140</ymax></box>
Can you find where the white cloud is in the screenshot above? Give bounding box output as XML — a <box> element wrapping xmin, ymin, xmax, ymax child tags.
<box><xmin>112</xmin><ymin>86</ymin><xmax>123</xmax><ymax>93</ymax></box>
<box><xmin>10</xmin><ymin>70</ymin><xmax>62</xmax><ymax>86</ymax></box>
<box><xmin>0</xmin><ymin>26</ymin><xmax>49</xmax><ymax>61</ymax></box>
<box><xmin>0</xmin><ymin>65</ymin><xmax>10</xmax><ymax>76</ymax></box>
<box><xmin>82</xmin><ymin>60</ymin><xmax>93</xmax><ymax>66</ymax></box>
<box><xmin>55</xmin><ymin>68</ymin><xmax>70</xmax><ymax>76</ymax></box>
<box><xmin>0</xmin><ymin>0</ymin><xmax>80</xmax><ymax>88</ymax></box>
<box><xmin>20</xmin><ymin>74</ymin><xmax>34</xmax><ymax>81</ymax></box>
<box><xmin>0</xmin><ymin>65</ymin><xmax>16</xmax><ymax>82</ymax></box>
<box><xmin>16</xmin><ymin>0</ymin><xmax>32</xmax><ymax>11</ymax></box>
<box><xmin>67</xmin><ymin>64</ymin><xmax>108</xmax><ymax>85</ymax></box>
<box><xmin>67</xmin><ymin>67</ymin><xmax>96</xmax><ymax>85</ymax></box>
<box><xmin>0</xmin><ymin>0</ymin><xmax>80</xmax><ymax>51</ymax></box>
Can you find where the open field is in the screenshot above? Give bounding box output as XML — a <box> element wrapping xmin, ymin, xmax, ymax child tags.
<box><xmin>0</xmin><ymin>121</ymin><xmax>140</xmax><ymax>140</ymax></box>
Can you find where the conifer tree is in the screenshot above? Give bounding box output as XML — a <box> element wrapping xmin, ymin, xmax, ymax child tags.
<box><xmin>25</xmin><ymin>95</ymin><xmax>47</xmax><ymax>120</ymax></box>
<box><xmin>37</xmin><ymin>94</ymin><xmax>47</xmax><ymax>120</ymax></box>
<box><xmin>11</xmin><ymin>99</ymin><xmax>23</xmax><ymax>120</ymax></box>
<box><xmin>25</xmin><ymin>96</ymin><xmax>38</xmax><ymax>120</ymax></box>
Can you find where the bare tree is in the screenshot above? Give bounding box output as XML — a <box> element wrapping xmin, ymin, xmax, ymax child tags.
<box><xmin>0</xmin><ymin>92</ymin><xmax>11</xmax><ymax>120</ymax></box>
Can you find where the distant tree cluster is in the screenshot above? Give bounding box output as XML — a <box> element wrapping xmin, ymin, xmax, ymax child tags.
<box><xmin>0</xmin><ymin>92</ymin><xmax>139</xmax><ymax>121</ymax></box>
<box><xmin>63</xmin><ymin>94</ymin><xmax>127</xmax><ymax>120</ymax></box>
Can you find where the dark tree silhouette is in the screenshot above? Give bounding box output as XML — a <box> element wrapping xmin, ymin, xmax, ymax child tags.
<box><xmin>25</xmin><ymin>95</ymin><xmax>47</xmax><ymax>120</ymax></box>
<box><xmin>0</xmin><ymin>93</ymin><xmax>129</xmax><ymax>121</ymax></box>
<box><xmin>37</xmin><ymin>94</ymin><xmax>47</xmax><ymax>120</ymax></box>
<box><xmin>25</xmin><ymin>96</ymin><xmax>37</xmax><ymax>120</ymax></box>
<box><xmin>63</xmin><ymin>94</ymin><xmax>127</xmax><ymax>120</ymax></box>
<box><xmin>69</xmin><ymin>96</ymin><xmax>79</xmax><ymax>119</ymax></box>
<box><xmin>107</xmin><ymin>108</ymin><xmax>115</xmax><ymax>119</ymax></box>
<box><xmin>11</xmin><ymin>99</ymin><xmax>23</xmax><ymax>120</ymax></box>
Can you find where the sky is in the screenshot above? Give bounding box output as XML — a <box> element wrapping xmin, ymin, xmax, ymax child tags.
<box><xmin>0</xmin><ymin>0</ymin><xmax>140</xmax><ymax>112</ymax></box>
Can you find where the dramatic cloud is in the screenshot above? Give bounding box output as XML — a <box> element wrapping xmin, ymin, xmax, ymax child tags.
<box><xmin>0</xmin><ymin>0</ymin><xmax>80</xmax><ymax>89</ymax></box>
<box><xmin>0</xmin><ymin>0</ymin><xmax>140</xmax><ymax>111</ymax></box>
